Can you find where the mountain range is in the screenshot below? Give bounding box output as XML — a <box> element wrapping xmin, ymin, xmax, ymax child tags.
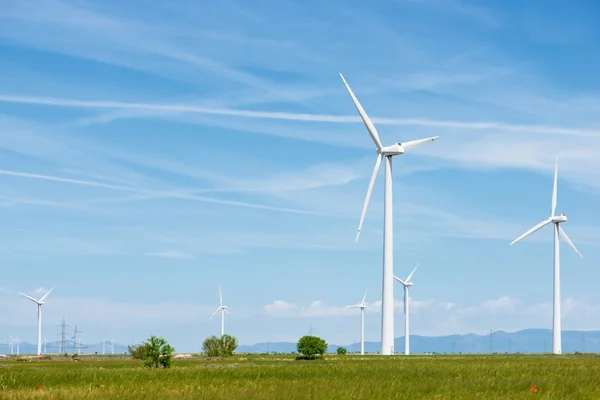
<box><xmin>237</xmin><ymin>329</ymin><xmax>600</xmax><ymax>354</ymax></box>
<box><xmin>2</xmin><ymin>329</ymin><xmax>599</xmax><ymax>355</ymax></box>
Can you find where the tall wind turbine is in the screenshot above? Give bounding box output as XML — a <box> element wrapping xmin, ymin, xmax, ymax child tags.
<box><xmin>510</xmin><ymin>154</ymin><xmax>582</xmax><ymax>354</ymax></box>
<box><xmin>339</xmin><ymin>73</ymin><xmax>439</xmax><ymax>355</ymax></box>
<box><xmin>209</xmin><ymin>285</ymin><xmax>230</xmax><ymax>337</ymax></box>
<box><xmin>393</xmin><ymin>263</ymin><xmax>419</xmax><ymax>355</ymax></box>
<box><xmin>19</xmin><ymin>286</ymin><xmax>55</xmax><ymax>356</ymax></box>
<box><xmin>346</xmin><ymin>289</ymin><xmax>368</xmax><ymax>355</ymax></box>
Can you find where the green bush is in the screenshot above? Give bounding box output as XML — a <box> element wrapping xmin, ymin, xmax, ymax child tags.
<box><xmin>337</xmin><ymin>347</ymin><xmax>348</xmax><ymax>355</ymax></box>
<box><xmin>141</xmin><ymin>335</ymin><xmax>174</xmax><ymax>368</ymax></box>
<box><xmin>128</xmin><ymin>344</ymin><xmax>147</xmax><ymax>360</ymax></box>
<box><xmin>297</xmin><ymin>335</ymin><xmax>327</xmax><ymax>359</ymax></box>
<box><xmin>202</xmin><ymin>334</ymin><xmax>239</xmax><ymax>357</ymax></box>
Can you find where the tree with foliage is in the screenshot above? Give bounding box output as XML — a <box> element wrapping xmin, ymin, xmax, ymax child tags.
<box><xmin>141</xmin><ymin>335</ymin><xmax>174</xmax><ymax>368</ymax></box>
<box><xmin>220</xmin><ymin>334</ymin><xmax>238</xmax><ymax>356</ymax></box>
<box><xmin>296</xmin><ymin>335</ymin><xmax>328</xmax><ymax>359</ymax></box>
<box><xmin>128</xmin><ymin>344</ymin><xmax>147</xmax><ymax>360</ymax></box>
<box><xmin>202</xmin><ymin>334</ymin><xmax>239</xmax><ymax>357</ymax></box>
<box><xmin>336</xmin><ymin>346</ymin><xmax>348</xmax><ymax>355</ymax></box>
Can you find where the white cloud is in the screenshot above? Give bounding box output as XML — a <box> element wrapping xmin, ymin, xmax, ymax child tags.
<box><xmin>145</xmin><ymin>250</ymin><xmax>195</xmax><ymax>259</ymax></box>
<box><xmin>1</xmin><ymin>94</ymin><xmax>598</xmax><ymax>138</ymax></box>
<box><xmin>482</xmin><ymin>296</ymin><xmax>522</xmax><ymax>313</ymax></box>
<box><xmin>261</xmin><ymin>296</ymin><xmax>600</xmax><ymax>336</ymax></box>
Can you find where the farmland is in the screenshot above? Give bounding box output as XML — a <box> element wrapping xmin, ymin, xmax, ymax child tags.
<box><xmin>1</xmin><ymin>354</ymin><xmax>599</xmax><ymax>399</ymax></box>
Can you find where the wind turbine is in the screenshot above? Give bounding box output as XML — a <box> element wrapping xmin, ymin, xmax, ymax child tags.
<box><xmin>209</xmin><ymin>285</ymin><xmax>230</xmax><ymax>337</ymax></box>
<box><xmin>346</xmin><ymin>289</ymin><xmax>368</xmax><ymax>355</ymax></box>
<box><xmin>393</xmin><ymin>263</ymin><xmax>419</xmax><ymax>355</ymax></box>
<box><xmin>13</xmin><ymin>336</ymin><xmax>21</xmax><ymax>355</ymax></box>
<box><xmin>19</xmin><ymin>286</ymin><xmax>55</xmax><ymax>356</ymax></box>
<box><xmin>8</xmin><ymin>335</ymin><xmax>15</xmax><ymax>355</ymax></box>
<box><xmin>510</xmin><ymin>154</ymin><xmax>582</xmax><ymax>355</ymax></box>
<box><xmin>339</xmin><ymin>73</ymin><xmax>439</xmax><ymax>355</ymax></box>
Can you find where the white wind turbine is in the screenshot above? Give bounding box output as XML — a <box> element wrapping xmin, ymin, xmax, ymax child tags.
<box><xmin>393</xmin><ymin>263</ymin><xmax>419</xmax><ymax>355</ymax></box>
<box><xmin>8</xmin><ymin>335</ymin><xmax>15</xmax><ymax>355</ymax></box>
<box><xmin>19</xmin><ymin>287</ymin><xmax>54</xmax><ymax>356</ymax></box>
<box><xmin>209</xmin><ymin>285</ymin><xmax>230</xmax><ymax>337</ymax></box>
<box><xmin>12</xmin><ymin>336</ymin><xmax>21</xmax><ymax>355</ymax></box>
<box><xmin>510</xmin><ymin>154</ymin><xmax>582</xmax><ymax>355</ymax></box>
<box><xmin>339</xmin><ymin>73</ymin><xmax>439</xmax><ymax>355</ymax></box>
<box><xmin>346</xmin><ymin>289</ymin><xmax>368</xmax><ymax>355</ymax></box>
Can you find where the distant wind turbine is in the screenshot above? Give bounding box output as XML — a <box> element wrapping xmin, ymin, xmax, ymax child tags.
<box><xmin>339</xmin><ymin>73</ymin><xmax>439</xmax><ymax>355</ymax></box>
<box><xmin>8</xmin><ymin>335</ymin><xmax>16</xmax><ymax>355</ymax></box>
<box><xmin>19</xmin><ymin>286</ymin><xmax>55</xmax><ymax>356</ymax></box>
<box><xmin>346</xmin><ymin>289</ymin><xmax>368</xmax><ymax>355</ymax></box>
<box><xmin>393</xmin><ymin>263</ymin><xmax>419</xmax><ymax>355</ymax></box>
<box><xmin>209</xmin><ymin>285</ymin><xmax>230</xmax><ymax>337</ymax></box>
<box><xmin>10</xmin><ymin>336</ymin><xmax>21</xmax><ymax>355</ymax></box>
<box><xmin>510</xmin><ymin>154</ymin><xmax>582</xmax><ymax>355</ymax></box>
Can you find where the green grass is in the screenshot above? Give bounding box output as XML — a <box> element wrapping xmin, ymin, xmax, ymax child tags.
<box><xmin>1</xmin><ymin>354</ymin><xmax>600</xmax><ymax>399</ymax></box>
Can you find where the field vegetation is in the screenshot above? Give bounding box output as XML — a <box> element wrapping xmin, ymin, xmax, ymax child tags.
<box><xmin>1</xmin><ymin>353</ymin><xmax>600</xmax><ymax>399</ymax></box>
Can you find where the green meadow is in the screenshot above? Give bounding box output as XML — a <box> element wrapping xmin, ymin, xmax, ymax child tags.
<box><xmin>1</xmin><ymin>354</ymin><xmax>599</xmax><ymax>399</ymax></box>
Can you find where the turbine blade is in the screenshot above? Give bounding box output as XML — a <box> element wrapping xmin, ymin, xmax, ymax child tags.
<box><xmin>19</xmin><ymin>293</ymin><xmax>39</xmax><ymax>303</ymax></box>
<box><xmin>339</xmin><ymin>73</ymin><xmax>383</xmax><ymax>151</ymax></box>
<box><xmin>209</xmin><ymin>308</ymin><xmax>220</xmax><ymax>320</ymax></box>
<box><xmin>360</xmin><ymin>289</ymin><xmax>368</xmax><ymax>306</ymax></box>
<box><xmin>393</xmin><ymin>275</ymin><xmax>407</xmax><ymax>286</ymax></box>
<box><xmin>510</xmin><ymin>219</ymin><xmax>552</xmax><ymax>245</ymax></box>
<box><xmin>219</xmin><ymin>285</ymin><xmax>223</xmax><ymax>307</ymax></box>
<box><xmin>39</xmin><ymin>286</ymin><xmax>55</xmax><ymax>303</ymax></box>
<box><xmin>400</xmin><ymin>136</ymin><xmax>440</xmax><ymax>151</ymax></box>
<box><xmin>356</xmin><ymin>154</ymin><xmax>383</xmax><ymax>242</ymax></box>
<box><xmin>224</xmin><ymin>309</ymin><xmax>231</xmax><ymax>316</ymax></box>
<box><xmin>551</xmin><ymin>154</ymin><xmax>558</xmax><ymax>216</ymax></box>
<box><xmin>406</xmin><ymin>262</ymin><xmax>419</xmax><ymax>282</ymax></box>
<box><xmin>559</xmin><ymin>226</ymin><xmax>583</xmax><ymax>259</ymax></box>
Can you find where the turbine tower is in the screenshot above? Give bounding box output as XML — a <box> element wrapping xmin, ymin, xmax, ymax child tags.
<box><xmin>209</xmin><ymin>285</ymin><xmax>230</xmax><ymax>337</ymax></box>
<box><xmin>510</xmin><ymin>154</ymin><xmax>582</xmax><ymax>354</ymax></box>
<box><xmin>19</xmin><ymin>286</ymin><xmax>55</xmax><ymax>356</ymax></box>
<box><xmin>339</xmin><ymin>73</ymin><xmax>439</xmax><ymax>355</ymax></box>
<box><xmin>393</xmin><ymin>263</ymin><xmax>419</xmax><ymax>355</ymax></box>
<box><xmin>346</xmin><ymin>289</ymin><xmax>368</xmax><ymax>355</ymax></box>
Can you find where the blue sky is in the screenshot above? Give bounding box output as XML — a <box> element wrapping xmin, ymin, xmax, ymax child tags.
<box><xmin>1</xmin><ymin>0</ymin><xmax>600</xmax><ymax>352</ymax></box>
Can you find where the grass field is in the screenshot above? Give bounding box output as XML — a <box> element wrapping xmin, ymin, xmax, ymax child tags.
<box><xmin>1</xmin><ymin>353</ymin><xmax>599</xmax><ymax>399</ymax></box>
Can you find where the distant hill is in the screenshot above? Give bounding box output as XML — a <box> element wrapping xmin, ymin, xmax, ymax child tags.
<box><xmin>0</xmin><ymin>340</ymin><xmax>129</xmax><ymax>356</ymax></box>
<box><xmin>237</xmin><ymin>329</ymin><xmax>600</xmax><ymax>354</ymax></box>
<box><xmin>3</xmin><ymin>330</ymin><xmax>599</xmax><ymax>355</ymax></box>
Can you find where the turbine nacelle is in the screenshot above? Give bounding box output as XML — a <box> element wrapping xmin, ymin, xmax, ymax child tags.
<box><xmin>378</xmin><ymin>143</ymin><xmax>405</xmax><ymax>156</ymax></box>
<box><xmin>551</xmin><ymin>214</ymin><xmax>567</xmax><ymax>223</ymax></box>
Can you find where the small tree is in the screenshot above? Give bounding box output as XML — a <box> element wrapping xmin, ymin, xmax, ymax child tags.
<box><xmin>128</xmin><ymin>344</ymin><xmax>147</xmax><ymax>360</ymax></box>
<box><xmin>297</xmin><ymin>335</ymin><xmax>327</xmax><ymax>359</ymax></box>
<box><xmin>337</xmin><ymin>346</ymin><xmax>347</xmax><ymax>355</ymax></box>
<box><xmin>220</xmin><ymin>334</ymin><xmax>238</xmax><ymax>356</ymax></box>
<box><xmin>202</xmin><ymin>335</ymin><xmax>222</xmax><ymax>357</ymax></box>
<box><xmin>142</xmin><ymin>335</ymin><xmax>174</xmax><ymax>368</ymax></box>
<box><xmin>202</xmin><ymin>335</ymin><xmax>239</xmax><ymax>357</ymax></box>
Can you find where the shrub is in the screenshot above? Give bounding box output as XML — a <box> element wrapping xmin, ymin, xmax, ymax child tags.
<box><xmin>296</xmin><ymin>335</ymin><xmax>327</xmax><ymax>359</ymax></box>
<box><xmin>337</xmin><ymin>347</ymin><xmax>348</xmax><ymax>355</ymax></box>
<box><xmin>128</xmin><ymin>344</ymin><xmax>147</xmax><ymax>360</ymax></box>
<box><xmin>141</xmin><ymin>336</ymin><xmax>174</xmax><ymax>368</ymax></box>
<box><xmin>202</xmin><ymin>334</ymin><xmax>239</xmax><ymax>357</ymax></box>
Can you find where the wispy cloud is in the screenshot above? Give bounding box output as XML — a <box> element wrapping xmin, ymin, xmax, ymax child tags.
<box><xmin>0</xmin><ymin>169</ymin><xmax>326</xmax><ymax>216</ymax></box>
<box><xmin>145</xmin><ymin>250</ymin><xmax>196</xmax><ymax>259</ymax></box>
<box><xmin>1</xmin><ymin>94</ymin><xmax>598</xmax><ymax>137</ymax></box>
